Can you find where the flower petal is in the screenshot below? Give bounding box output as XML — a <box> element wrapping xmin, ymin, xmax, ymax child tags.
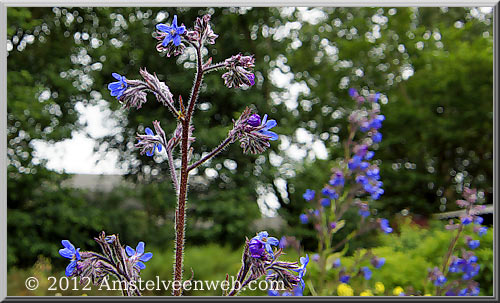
<box><xmin>172</xmin><ymin>15</ymin><xmax>178</xmax><ymax>27</ymax></box>
<box><xmin>156</xmin><ymin>144</ymin><xmax>162</xmax><ymax>152</ymax></box>
<box><xmin>156</xmin><ymin>24</ymin><xmax>170</xmax><ymax>32</ymax></box>
<box><xmin>162</xmin><ymin>35</ymin><xmax>173</xmax><ymax>47</ymax></box>
<box><xmin>257</xmin><ymin>231</ymin><xmax>268</xmax><ymax>239</ymax></box>
<box><xmin>125</xmin><ymin>246</ymin><xmax>135</xmax><ymax>257</ymax></box>
<box><xmin>112</xmin><ymin>73</ymin><xmax>122</xmax><ymax>80</ymax></box>
<box><xmin>59</xmin><ymin>248</ymin><xmax>73</xmax><ymax>259</ymax></box>
<box><xmin>136</xmin><ymin>261</ymin><xmax>146</xmax><ymax>270</ymax></box>
<box><xmin>172</xmin><ymin>34</ymin><xmax>181</xmax><ymax>47</ymax></box>
<box><xmin>261</xmin><ymin>114</ymin><xmax>268</xmax><ymax>126</ymax></box>
<box><xmin>266</xmin><ymin>237</ymin><xmax>279</xmax><ymax>246</ymax></box>
<box><xmin>108</xmin><ymin>82</ymin><xmax>122</xmax><ymax>91</ymax></box>
<box><xmin>264</xmin><ymin>119</ymin><xmax>277</xmax><ymax>130</ymax></box>
<box><xmin>61</xmin><ymin>240</ymin><xmax>75</xmax><ymax>251</ymax></box>
<box><xmin>65</xmin><ymin>260</ymin><xmax>77</xmax><ymax>277</ymax></box>
<box><xmin>177</xmin><ymin>25</ymin><xmax>186</xmax><ymax>35</ymax></box>
<box><xmin>136</xmin><ymin>241</ymin><xmax>145</xmax><ymax>255</ymax></box>
<box><xmin>261</xmin><ymin>130</ymin><xmax>279</xmax><ymax>141</ymax></box>
<box><xmin>140</xmin><ymin>252</ymin><xmax>153</xmax><ymax>262</ymax></box>
<box><xmin>146</xmin><ymin>149</ymin><xmax>154</xmax><ymax>157</ymax></box>
<box><xmin>145</xmin><ymin>128</ymin><xmax>154</xmax><ymax>136</ymax></box>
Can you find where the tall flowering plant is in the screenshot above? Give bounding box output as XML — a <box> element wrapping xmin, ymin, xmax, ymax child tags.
<box><xmin>427</xmin><ymin>187</ymin><xmax>487</xmax><ymax>296</ymax></box>
<box><xmin>292</xmin><ymin>89</ymin><xmax>392</xmax><ymax>296</ymax></box>
<box><xmin>59</xmin><ymin>14</ymin><xmax>280</xmax><ymax>296</ymax></box>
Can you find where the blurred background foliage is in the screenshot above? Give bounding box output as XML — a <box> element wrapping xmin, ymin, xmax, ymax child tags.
<box><xmin>7</xmin><ymin>6</ymin><xmax>493</xmax><ymax>295</ymax></box>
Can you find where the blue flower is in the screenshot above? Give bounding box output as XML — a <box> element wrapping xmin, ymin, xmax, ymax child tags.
<box><xmin>156</xmin><ymin>15</ymin><xmax>186</xmax><ymax>47</ymax></box>
<box><xmin>369</xmin><ymin>115</ymin><xmax>385</xmax><ymax>130</ymax></box>
<box><xmin>247</xmin><ymin>74</ymin><xmax>256</xmax><ymax>86</ymax></box>
<box><xmin>320</xmin><ymin>198</ymin><xmax>331</xmax><ymax>207</ymax></box>
<box><xmin>293</xmin><ymin>255</ymin><xmax>309</xmax><ymax>290</ymax></box>
<box><xmin>468</xmin><ymin>240</ymin><xmax>480</xmax><ymax>250</ymax></box>
<box><xmin>59</xmin><ymin>240</ymin><xmax>81</xmax><ymax>277</ymax></box>
<box><xmin>257</xmin><ymin>114</ymin><xmax>278</xmax><ymax>141</ymax></box>
<box><xmin>299</xmin><ymin>214</ymin><xmax>308</xmax><ymax>224</ymax></box>
<box><xmin>461</xmin><ymin>216</ymin><xmax>472</xmax><ymax>225</ymax></box>
<box><xmin>268</xmin><ymin>289</ymin><xmax>280</xmax><ymax>296</ymax></box>
<box><xmin>374</xmin><ymin>257</ymin><xmax>385</xmax><ymax>268</ymax></box>
<box><xmin>348</xmin><ymin>88</ymin><xmax>358</xmax><ymax>97</ymax></box>
<box><xmin>254</xmin><ymin>231</ymin><xmax>279</xmax><ymax>258</ymax></box>
<box><xmin>339</xmin><ymin>275</ymin><xmax>350</xmax><ymax>283</ymax></box>
<box><xmin>333</xmin><ymin>258</ymin><xmax>341</xmax><ymax>268</ymax></box>
<box><xmin>379</xmin><ymin>218</ymin><xmax>393</xmax><ymax>233</ymax></box>
<box><xmin>478</xmin><ymin>226</ymin><xmax>488</xmax><ymax>236</ymax></box>
<box><xmin>361</xmin><ymin>266</ymin><xmax>372</xmax><ymax>280</ymax></box>
<box><xmin>303</xmin><ymin>189</ymin><xmax>315</xmax><ymax>201</ymax></box>
<box><xmin>329</xmin><ymin>171</ymin><xmax>345</xmax><ymax>187</ymax></box>
<box><xmin>321</xmin><ymin>187</ymin><xmax>338</xmax><ymax>200</ymax></box>
<box><xmin>434</xmin><ymin>275</ymin><xmax>447</xmax><ymax>286</ymax></box>
<box><xmin>474</xmin><ymin>216</ymin><xmax>483</xmax><ymax>225</ymax></box>
<box><xmin>359</xmin><ymin>209</ymin><xmax>370</xmax><ymax>217</ymax></box>
<box><xmin>107</xmin><ymin>73</ymin><xmax>128</xmax><ymax>99</ymax></box>
<box><xmin>144</xmin><ymin>127</ymin><xmax>163</xmax><ymax>157</ymax></box>
<box><xmin>125</xmin><ymin>241</ymin><xmax>153</xmax><ymax>270</ymax></box>
<box><xmin>364</xmin><ymin>151</ymin><xmax>375</xmax><ymax>160</ymax></box>
<box><xmin>372</xmin><ymin>132</ymin><xmax>382</xmax><ymax>143</ymax></box>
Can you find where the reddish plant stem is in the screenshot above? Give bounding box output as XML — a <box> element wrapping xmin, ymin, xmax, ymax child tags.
<box><xmin>172</xmin><ymin>44</ymin><xmax>204</xmax><ymax>296</ymax></box>
<box><xmin>436</xmin><ymin>223</ymin><xmax>464</xmax><ymax>296</ymax></box>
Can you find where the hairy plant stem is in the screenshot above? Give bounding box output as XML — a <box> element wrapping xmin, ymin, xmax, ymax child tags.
<box><xmin>173</xmin><ymin>44</ymin><xmax>204</xmax><ymax>296</ymax></box>
<box><xmin>167</xmin><ymin>150</ymin><xmax>179</xmax><ymax>193</ymax></box>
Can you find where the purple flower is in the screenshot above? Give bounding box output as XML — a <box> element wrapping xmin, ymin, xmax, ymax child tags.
<box><xmin>379</xmin><ymin>218</ymin><xmax>393</xmax><ymax>233</ymax></box>
<box><xmin>156</xmin><ymin>15</ymin><xmax>186</xmax><ymax>47</ymax></box>
<box><xmin>279</xmin><ymin>236</ymin><xmax>287</xmax><ymax>249</ymax></box>
<box><xmin>312</xmin><ymin>254</ymin><xmax>320</xmax><ymax>262</ymax></box>
<box><xmin>107</xmin><ymin>73</ymin><xmax>128</xmax><ymax>99</ymax></box>
<box><xmin>247</xmin><ymin>73</ymin><xmax>255</xmax><ymax>86</ymax></box>
<box><xmin>257</xmin><ymin>114</ymin><xmax>278</xmax><ymax>141</ymax></box>
<box><xmin>339</xmin><ymin>275</ymin><xmax>350</xmax><ymax>283</ymax></box>
<box><xmin>59</xmin><ymin>240</ymin><xmax>81</xmax><ymax>277</ymax></box>
<box><xmin>445</xmin><ymin>290</ymin><xmax>456</xmax><ymax>296</ymax></box>
<box><xmin>365</xmin><ymin>151</ymin><xmax>375</xmax><ymax>160</ymax></box>
<box><xmin>253</xmin><ymin>231</ymin><xmax>279</xmax><ymax>258</ymax></box>
<box><xmin>303</xmin><ymin>189</ymin><xmax>315</xmax><ymax>201</ymax></box>
<box><xmin>299</xmin><ymin>214</ymin><xmax>308</xmax><ymax>224</ymax></box>
<box><xmin>348</xmin><ymin>88</ymin><xmax>358</xmax><ymax>97</ymax></box>
<box><xmin>248</xmin><ymin>238</ymin><xmax>265</xmax><ymax>258</ymax></box>
<box><xmin>361</xmin><ymin>266</ymin><xmax>372</xmax><ymax>280</ymax></box>
<box><xmin>268</xmin><ymin>290</ymin><xmax>280</xmax><ymax>296</ymax></box>
<box><xmin>125</xmin><ymin>241</ymin><xmax>153</xmax><ymax>270</ymax></box>
<box><xmin>247</xmin><ymin>114</ymin><xmax>261</xmax><ymax>127</ymax></box>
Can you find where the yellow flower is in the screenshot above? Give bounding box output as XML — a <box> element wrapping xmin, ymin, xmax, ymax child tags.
<box><xmin>393</xmin><ymin>286</ymin><xmax>404</xmax><ymax>296</ymax></box>
<box><xmin>360</xmin><ymin>290</ymin><xmax>374</xmax><ymax>296</ymax></box>
<box><xmin>375</xmin><ymin>282</ymin><xmax>385</xmax><ymax>294</ymax></box>
<box><xmin>424</xmin><ymin>294</ymin><xmax>432</xmax><ymax>296</ymax></box>
<box><xmin>337</xmin><ymin>283</ymin><xmax>354</xmax><ymax>296</ymax></box>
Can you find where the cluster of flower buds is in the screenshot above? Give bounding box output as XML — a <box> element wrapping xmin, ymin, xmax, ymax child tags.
<box><xmin>58</xmin><ymin>232</ymin><xmax>153</xmax><ymax>296</ymax></box>
<box><xmin>228</xmin><ymin>231</ymin><xmax>308</xmax><ymax>296</ymax></box>
<box><xmin>231</xmin><ymin>107</ymin><xmax>278</xmax><ymax>154</ymax></box>
<box><xmin>332</xmin><ymin>251</ymin><xmax>385</xmax><ymax>289</ymax></box>
<box><xmin>222</xmin><ymin>54</ymin><xmax>255</xmax><ymax>88</ymax></box>
<box><xmin>186</xmin><ymin>14</ymin><xmax>218</xmax><ymax>45</ymax></box>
